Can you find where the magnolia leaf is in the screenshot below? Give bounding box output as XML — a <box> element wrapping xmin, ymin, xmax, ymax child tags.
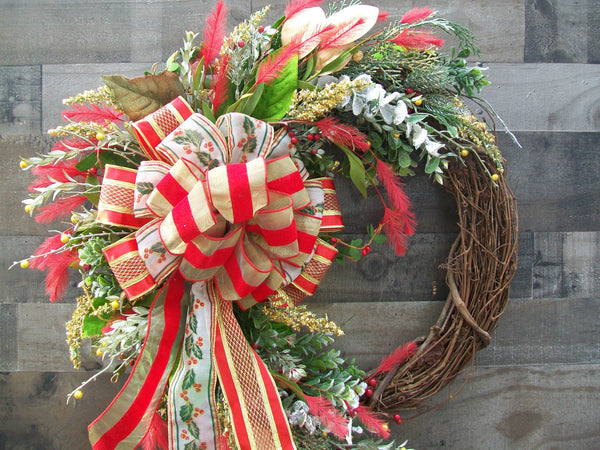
<box><xmin>102</xmin><ymin>71</ymin><xmax>185</xmax><ymax>122</ymax></box>
<box><xmin>425</xmin><ymin>156</ymin><xmax>441</xmax><ymax>174</ymax></box>
<box><xmin>252</xmin><ymin>55</ymin><xmax>298</xmax><ymax>120</ymax></box>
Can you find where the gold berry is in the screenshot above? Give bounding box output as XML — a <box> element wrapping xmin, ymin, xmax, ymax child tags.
<box><xmin>60</xmin><ymin>233</ymin><xmax>70</xmax><ymax>244</ymax></box>
<box><xmin>491</xmin><ymin>173</ymin><xmax>499</xmax><ymax>181</ymax></box>
<box><xmin>73</xmin><ymin>390</ymin><xmax>83</xmax><ymax>400</ymax></box>
<box><xmin>24</xmin><ymin>204</ymin><xmax>32</xmax><ymax>213</ymax></box>
<box><xmin>19</xmin><ymin>160</ymin><xmax>28</xmax><ymax>169</ymax></box>
<box><xmin>95</xmin><ymin>132</ymin><xmax>105</xmax><ymax>141</ymax></box>
<box><xmin>111</xmin><ymin>300</ymin><xmax>120</xmax><ymax>310</ymax></box>
<box><xmin>71</xmin><ymin>215</ymin><xmax>79</xmax><ymax>224</ymax></box>
<box><xmin>96</xmin><ymin>348</ymin><xmax>104</xmax><ymax>357</ymax></box>
<box><xmin>20</xmin><ymin>260</ymin><xmax>30</xmax><ymax>269</ymax></box>
<box><xmin>460</xmin><ymin>149</ymin><xmax>469</xmax><ymax>157</ymax></box>
<box><xmin>352</xmin><ymin>50</ymin><xmax>364</xmax><ymax>62</ymax></box>
<box><xmin>414</xmin><ymin>98</ymin><xmax>423</xmax><ymax>106</ymax></box>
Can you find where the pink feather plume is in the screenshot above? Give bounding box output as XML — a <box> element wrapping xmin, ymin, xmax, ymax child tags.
<box><xmin>315</xmin><ymin>117</ymin><xmax>370</xmax><ymax>152</ymax></box>
<box><xmin>375</xmin><ymin>341</ymin><xmax>418</xmax><ymax>375</ymax></box>
<box><xmin>285</xmin><ymin>0</ymin><xmax>324</xmax><ymax>19</ymax></box>
<box><xmin>305</xmin><ymin>395</ymin><xmax>349</xmax><ymax>440</ymax></box>
<box><xmin>400</xmin><ymin>7</ymin><xmax>434</xmax><ymax>24</ymax></box>
<box><xmin>391</xmin><ymin>30</ymin><xmax>445</xmax><ymax>50</ymax></box>
<box><xmin>199</xmin><ymin>0</ymin><xmax>229</xmax><ymax>66</ymax></box>
<box><xmin>354</xmin><ymin>405</ymin><xmax>391</xmax><ymax>439</ymax></box>
<box><xmin>62</xmin><ymin>104</ymin><xmax>124</xmax><ymax>124</ymax></box>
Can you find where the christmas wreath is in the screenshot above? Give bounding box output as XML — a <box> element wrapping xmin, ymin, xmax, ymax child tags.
<box><xmin>15</xmin><ymin>1</ymin><xmax>518</xmax><ymax>449</ymax></box>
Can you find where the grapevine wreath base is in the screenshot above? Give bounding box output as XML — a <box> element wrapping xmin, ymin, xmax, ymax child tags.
<box><xmin>369</xmin><ymin>152</ymin><xmax>518</xmax><ymax>412</ymax></box>
<box><xmin>15</xmin><ymin>1</ymin><xmax>520</xmax><ymax>448</ymax></box>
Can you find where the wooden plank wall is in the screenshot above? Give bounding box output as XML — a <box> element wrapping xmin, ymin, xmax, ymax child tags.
<box><xmin>1</xmin><ymin>0</ymin><xmax>599</xmax><ymax>448</ymax></box>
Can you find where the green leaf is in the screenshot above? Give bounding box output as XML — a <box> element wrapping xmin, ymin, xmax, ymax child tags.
<box><xmin>238</xmin><ymin>83</ymin><xmax>265</xmax><ymax>117</ymax></box>
<box><xmin>75</xmin><ymin>149</ymin><xmax>135</xmax><ymax>171</ymax></box>
<box><xmin>425</xmin><ymin>156</ymin><xmax>441</xmax><ymax>174</ymax></box>
<box><xmin>252</xmin><ymin>55</ymin><xmax>298</xmax><ymax>120</ymax></box>
<box><xmin>179</xmin><ymin>403</ymin><xmax>193</xmax><ymax>423</ymax></box>
<box><xmin>406</xmin><ymin>113</ymin><xmax>428</xmax><ymax>124</ymax></box>
<box><xmin>183</xmin><ymin>442</ymin><xmax>197</xmax><ymax>450</ymax></box>
<box><xmin>82</xmin><ymin>315</ymin><xmax>106</xmax><ymax>338</ymax></box>
<box><xmin>297</xmin><ymin>80</ymin><xmax>316</xmax><ymax>91</ymax></box>
<box><xmin>200</xmin><ymin>101</ymin><xmax>215</xmax><ymax>122</ymax></box>
<box><xmin>136</xmin><ymin>181</ymin><xmax>155</xmax><ymax>196</ymax></box>
<box><xmin>184</xmin><ymin>335</ymin><xmax>194</xmax><ymax>358</ymax></box>
<box><xmin>84</xmin><ymin>174</ymin><xmax>100</xmax><ymax>205</ymax></box>
<box><xmin>397</xmin><ymin>151</ymin><xmax>412</xmax><ymax>168</ymax></box>
<box><xmin>338</xmin><ymin>145</ymin><xmax>367</xmax><ymax>198</ymax></box>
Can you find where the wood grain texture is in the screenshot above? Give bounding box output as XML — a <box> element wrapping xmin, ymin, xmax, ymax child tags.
<box><xmin>0</xmin><ymin>372</ymin><xmax>125</xmax><ymax>450</ymax></box>
<box><xmin>0</xmin><ymin>366</ymin><xmax>597</xmax><ymax>449</ymax></box>
<box><xmin>525</xmin><ymin>0</ymin><xmax>600</xmax><ymax>63</ymax></box>
<box><xmin>0</xmin><ymin>1</ymin><xmax>251</xmax><ymax>66</ymax></box>
<box><xmin>0</xmin><ymin>66</ymin><xmax>41</xmax><ymax>135</ymax></box>
<box><xmin>479</xmin><ymin>63</ymin><xmax>600</xmax><ymax>132</ymax></box>
<box><xmin>394</xmin><ymin>364</ymin><xmax>600</xmax><ymax>448</ymax></box>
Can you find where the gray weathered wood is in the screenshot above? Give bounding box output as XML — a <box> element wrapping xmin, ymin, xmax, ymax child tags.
<box><xmin>0</xmin><ymin>66</ymin><xmax>41</xmax><ymax>135</ymax></box>
<box><xmin>533</xmin><ymin>232</ymin><xmax>600</xmax><ymax>299</ymax></box>
<box><xmin>0</xmin><ymin>1</ymin><xmax>251</xmax><ymax>66</ymax></box>
<box><xmin>0</xmin><ymin>303</ymin><xmax>18</xmax><ymax>371</ymax></box>
<box><xmin>525</xmin><ymin>0</ymin><xmax>600</xmax><ymax>63</ymax></box>
<box><xmin>394</xmin><ymin>364</ymin><xmax>600</xmax><ymax>448</ymax></box>
<box><xmin>0</xmin><ymin>371</ymin><xmax>125</xmax><ymax>450</ymax></box>
<box><xmin>500</xmin><ymin>131</ymin><xmax>600</xmax><ymax>232</ymax></box>
<box><xmin>309</xmin><ymin>296</ymin><xmax>600</xmax><ymax>369</ymax></box>
<box><xmin>479</xmin><ymin>63</ymin><xmax>600</xmax><ymax>132</ymax></box>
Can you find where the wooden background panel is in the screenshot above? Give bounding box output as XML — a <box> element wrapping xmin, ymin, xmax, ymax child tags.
<box><xmin>395</xmin><ymin>364</ymin><xmax>600</xmax><ymax>448</ymax></box>
<box><xmin>0</xmin><ymin>66</ymin><xmax>41</xmax><ymax>135</ymax></box>
<box><xmin>525</xmin><ymin>0</ymin><xmax>600</xmax><ymax>63</ymax></box>
<box><xmin>479</xmin><ymin>63</ymin><xmax>600</xmax><ymax>132</ymax></box>
<box><xmin>0</xmin><ymin>372</ymin><xmax>125</xmax><ymax>450</ymax></box>
<box><xmin>0</xmin><ymin>1</ymin><xmax>251</xmax><ymax>66</ymax></box>
<box><xmin>1</xmin><ymin>365</ymin><xmax>598</xmax><ymax>449</ymax></box>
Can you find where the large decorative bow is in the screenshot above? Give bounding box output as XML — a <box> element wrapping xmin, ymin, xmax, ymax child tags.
<box><xmin>89</xmin><ymin>97</ymin><xmax>343</xmax><ymax>450</ymax></box>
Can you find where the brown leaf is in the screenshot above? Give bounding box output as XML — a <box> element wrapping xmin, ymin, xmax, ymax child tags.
<box><xmin>102</xmin><ymin>71</ymin><xmax>186</xmax><ymax>122</ymax></box>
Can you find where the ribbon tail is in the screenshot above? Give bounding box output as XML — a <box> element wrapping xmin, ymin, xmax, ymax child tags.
<box><xmin>89</xmin><ymin>272</ymin><xmax>189</xmax><ymax>450</ymax></box>
<box><xmin>210</xmin><ymin>283</ymin><xmax>296</xmax><ymax>450</ymax></box>
<box><xmin>168</xmin><ymin>283</ymin><xmax>219</xmax><ymax>449</ymax></box>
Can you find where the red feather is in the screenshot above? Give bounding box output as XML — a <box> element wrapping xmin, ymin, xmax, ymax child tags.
<box><xmin>255</xmin><ymin>44</ymin><xmax>300</xmax><ymax>86</ymax></box>
<box><xmin>375</xmin><ymin>341</ymin><xmax>417</xmax><ymax>374</ymax></box>
<box><xmin>35</xmin><ymin>196</ymin><xmax>87</xmax><ymax>224</ymax></box>
<box><xmin>391</xmin><ymin>30</ymin><xmax>445</xmax><ymax>50</ymax></box>
<box><xmin>44</xmin><ymin>248</ymin><xmax>78</xmax><ymax>302</ymax></box>
<box><xmin>29</xmin><ymin>161</ymin><xmax>86</xmax><ymax>192</ymax></box>
<box><xmin>354</xmin><ymin>405</ymin><xmax>391</xmax><ymax>439</ymax></box>
<box><xmin>199</xmin><ymin>0</ymin><xmax>228</xmax><ymax>66</ymax></box>
<box><xmin>305</xmin><ymin>395</ymin><xmax>349</xmax><ymax>440</ymax></box>
<box><xmin>51</xmin><ymin>138</ymin><xmax>93</xmax><ymax>152</ymax></box>
<box><xmin>30</xmin><ymin>234</ymin><xmax>65</xmax><ymax>271</ymax></box>
<box><xmin>137</xmin><ymin>412</ymin><xmax>169</xmax><ymax>450</ymax></box>
<box><xmin>400</xmin><ymin>7</ymin><xmax>434</xmax><ymax>24</ymax></box>
<box><xmin>62</xmin><ymin>104</ymin><xmax>124</xmax><ymax>124</ymax></box>
<box><xmin>319</xmin><ymin>18</ymin><xmax>366</xmax><ymax>50</ymax></box>
<box><xmin>211</xmin><ymin>55</ymin><xmax>230</xmax><ymax>114</ymax></box>
<box><xmin>376</xmin><ymin>161</ymin><xmax>416</xmax><ymax>255</ymax></box>
<box><xmin>315</xmin><ymin>117</ymin><xmax>370</xmax><ymax>152</ymax></box>
<box><xmin>285</xmin><ymin>0</ymin><xmax>324</xmax><ymax>19</ymax></box>
<box><xmin>377</xmin><ymin>10</ymin><xmax>390</xmax><ymax>24</ymax></box>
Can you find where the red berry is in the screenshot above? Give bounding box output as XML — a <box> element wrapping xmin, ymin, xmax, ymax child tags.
<box><xmin>237</xmin><ymin>40</ymin><xmax>245</xmax><ymax>48</ymax></box>
<box><xmin>306</xmin><ymin>133</ymin><xmax>314</xmax><ymax>141</ymax></box>
<box><xmin>88</xmin><ymin>167</ymin><xmax>97</xmax><ymax>175</ymax></box>
<box><xmin>81</xmin><ymin>264</ymin><xmax>91</xmax><ymax>272</ymax></box>
<box><xmin>290</xmin><ymin>136</ymin><xmax>298</xmax><ymax>145</ymax></box>
<box><xmin>368</xmin><ymin>378</ymin><xmax>377</xmax><ymax>387</ymax></box>
<box><xmin>405</xmin><ymin>88</ymin><xmax>415</xmax><ymax>95</ymax></box>
<box><xmin>415</xmin><ymin>91</ymin><xmax>422</xmax><ymax>97</ymax></box>
<box><xmin>393</xmin><ymin>413</ymin><xmax>402</xmax><ymax>424</ymax></box>
<box><xmin>258</xmin><ymin>26</ymin><xmax>265</xmax><ymax>33</ymax></box>
<box><xmin>365</xmin><ymin>388</ymin><xmax>373</xmax><ymax>398</ymax></box>
<box><xmin>331</xmin><ymin>237</ymin><xmax>338</xmax><ymax>245</ymax></box>
<box><xmin>288</xmin><ymin>130</ymin><xmax>295</xmax><ymax>137</ymax></box>
<box><xmin>311</xmin><ymin>149</ymin><xmax>318</xmax><ymax>155</ymax></box>
<box><xmin>362</xmin><ymin>245</ymin><xmax>371</xmax><ymax>257</ymax></box>
<box><xmin>313</xmin><ymin>133</ymin><xmax>320</xmax><ymax>140</ymax></box>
